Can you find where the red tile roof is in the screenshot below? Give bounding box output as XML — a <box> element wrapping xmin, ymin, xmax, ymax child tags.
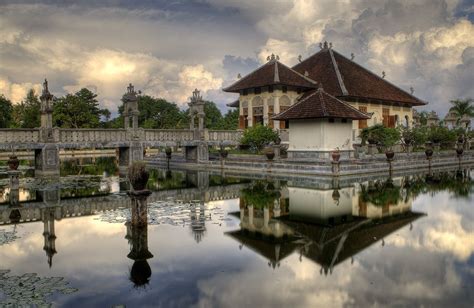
<box><xmin>273</xmin><ymin>86</ymin><xmax>371</xmax><ymax>120</ymax></box>
<box><xmin>223</xmin><ymin>58</ymin><xmax>317</xmax><ymax>93</ymax></box>
<box><xmin>293</xmin><ymin>48</ymin><xmax>426</xmax><ymax>106</ymax></box>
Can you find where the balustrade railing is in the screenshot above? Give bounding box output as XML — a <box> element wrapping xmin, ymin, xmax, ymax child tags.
<box><xmin>0</xmin><ymin>129</ymin><xmax>40</xmax><ymax>144</ymax></box>
<box><xmin>144</xmin><ymin>129</ymin><xmax>194</xmax><ymax>142</ymax></box>
<box><xmin>59</xmin><ymin>129</ymin><xmax>129</xmax><ymax>143</ymax></box>
<box><xmin>207</xmin><ymin>130</ymin><xmax>242</xmax><ymax>142</ymax></box>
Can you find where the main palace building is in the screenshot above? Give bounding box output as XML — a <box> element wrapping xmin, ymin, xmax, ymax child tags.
<box><xmin>224</xmin><ymin>42</ymin><xmax>426</xmax><ymax>150</ymax></box>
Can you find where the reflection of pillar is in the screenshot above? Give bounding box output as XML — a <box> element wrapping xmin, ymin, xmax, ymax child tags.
<box><xmin>42</xmin><ymin>209</ymin><xmax>57</xmax><ymax>268</ymax></box>
<box><xmin>8</xmin><ymin>170</ymin><xmax>20</xmax><ymax>207</ymax></box>
<box><xmin>190</xmin><ymin>202</ymin><xmax>206</xmax><ymax>243</ymax></box>
<box><xmin>263</xmin><ymin>207</ymin><xmax>270</xmax><ymax>230</ymax></box>
<box><xmin>127</xmin><ymin>221</ymin><xmax>153</xmax><ymax>288</ymax></box>
<box><xmin>248</xmin><ymin>205</ymin><xmax>254</xmax><ymax>229</ymax></box>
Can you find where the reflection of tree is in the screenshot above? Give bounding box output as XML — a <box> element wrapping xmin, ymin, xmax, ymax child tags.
<box><xmin>360</xmin><ymin>179</ymin><xmax>401</xmax><ymax>206</ymax></box>
<box><xmin>240</xmin><ymin>181</ymin><xmax>281</xmax><ymax>209</ymax></box>
<box><xmin>0</xmin><ymin>270</ymin><xmax>77</xmax><ymax>306</ymax></box>
<box><xmin>61</xmin><ymin>157</ymin><xmax>118</xmax><ymax>176</ymax></box>
<box><xmin>146</xmin><ymin>169</ymin><xmax>190</xmax><ymax>191</ymax></box>
<box><xmin>404</xmin><ymin>171</ymin><xmax>473</xmax><ymax>199</ymax></box>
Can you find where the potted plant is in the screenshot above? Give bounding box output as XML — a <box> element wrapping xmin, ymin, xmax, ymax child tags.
<box><xmin>7</xmin><ymin>155</ymin><xmax>19</xmax><ymax>171</ymax></box>
<box><xmin>331</xmin><ymin>148</ymin><xmax>341</xmax><ymax>162</ymax></box>
<box><xmin>425</xmin><ymin>148</ymin><xmax>434</xmax><ymax>159</ymax></box>
<box><xmin>456</xmin><ymin>147</ymin><xmax>463</xmax><ymax>157</ymax></box>
<box><xmin>128</xmin><ymin>161</ymin><xmax>150</xmax><ymax>191</ymax></box>
<box><xmin>263</xmin><ymin>146</ymin><xmax>275</xmax><ymax>160</ymax></box>
<box><xmin>382</xmin><ymin>127</ymin><xmax>400</xmax><ymax>161</ymax></box>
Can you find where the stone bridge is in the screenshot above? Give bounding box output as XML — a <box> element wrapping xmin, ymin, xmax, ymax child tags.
<box><xmin>0</xmin><ymin>82</ymin><xmax>242</xmax><ymax>176</ymax></box>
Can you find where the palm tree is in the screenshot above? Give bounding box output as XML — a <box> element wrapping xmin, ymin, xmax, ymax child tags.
<box><xmin>449</xmin><ymin>98</ymin><xmax>474</xmax><ymax>129</ymax></box>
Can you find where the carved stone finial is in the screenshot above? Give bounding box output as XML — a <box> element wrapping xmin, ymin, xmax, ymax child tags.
<box><xmin>329</xmin><ymin>42</ymin><xmax>333</xmax><ymax>49</ymax></box>
<box><xmin>318</xmin><ymin>82</ymin><xmax>324</xmax><ymax>91</ymax></box>
<box><xmin>410</xmin><ymin>86</ymin><xmax>414</xmax><ymax>94</ymax></box>
<box><xmin>382</xmin><ymin>71</ymin><xmax>386</xmax><ymax>79</ymax></box>
<box><xmin>304</xmin><ymin>70</ymin><xmax>309</xmax><ymax>77</ymax></box>
<box><xmin>323</xmin><ymin>41</ymin><xmax>328</xmax><ymax>49</ymax></box>
<box><xmin>267</xmin><ymin>56</ymin><xmax>271</xmax><ymax>61</ymax></box>
<box><xmin>351</xmin><ymin>53</ymin><xmax>355</xmax><ymax>60</ymax></box>
<box><xmin>43</xmin><ymin>79</ymin><xmax>49</xmax><ymax>93</ymax></box>
<box><xmin>127</xmin><ymin>83</ymin><xmax>135</xmax><ymax>94</ymax></box>
<box><xmin>237</xmin><ymin>73</ymin><xmax>241</xmax><ymax>79</ymax></box>
<box><xmin>191</xmin><ymin>88</ymin><xmax>202</xmax><ymax>103</ymax></box>
<box><xmin>298</xmin><ymin>55</ymin><xmax>302</xmax><ymax>62</ymax></box>
<box><xmin>276</xmin><ymin>55</ymin><xmax>280</xmax><ymax>61</ymax></box>
<box><xmin>319</xmin><ymin>42</ymin><xmax>323</xmax><ymax>49</ymax></box>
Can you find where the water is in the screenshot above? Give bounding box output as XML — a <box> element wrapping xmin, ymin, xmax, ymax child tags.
<box><xmin>0</xmin><ymin>160</ymin><xmax>472</xmax><ymax>307</ymax></box>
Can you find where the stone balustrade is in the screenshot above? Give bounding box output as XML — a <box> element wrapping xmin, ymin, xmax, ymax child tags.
<box><xmin>0</xmin><ymin>129</ymin><xmax>40</xmax><ymax>144</ymax></box>
<box><xmin>208</xmin><ymin>130</ymin><xmax>242</xmax><ymax>143</ymax></box>
<box><xmin>144</xmin><ymin>129</ymin><xmax>194</xmax><ymax>142</ymax></box>
<box><xmin>59</xmin><ymin>129</ymin><xmax>129</xmax><ymax>144</ymax></box>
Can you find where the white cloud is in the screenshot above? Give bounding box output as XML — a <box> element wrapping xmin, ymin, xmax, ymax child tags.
<box><xmin>0</xmin><ymin>76</ymin><xmax>41</xmax><ymax>103</ymax></box>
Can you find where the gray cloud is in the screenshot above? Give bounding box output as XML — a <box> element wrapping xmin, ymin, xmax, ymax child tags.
<box><xmin>0</xmin><ymin>0</ymin><xmax>472</xmax><ymax>116</ymax></box>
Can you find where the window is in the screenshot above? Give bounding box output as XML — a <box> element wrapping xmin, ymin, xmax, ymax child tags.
<box><xmin>329</xmin><ymin>118</ymin><xmax>335</xmax><ymax>123</ymax></box>
<box><xmin>243</xmin><ymin>89</ymin><xmax>248</xmax><ymax>96</ymax></box>
<box><xmin>255</xmin><ymin>87</ymin><xmax>261</xmax><ymax>94</ymax></box>
<box><xmin>358</xmin><ymin>106</ymin><xmax>368</xmax><ymax>128</ymax></box>
<box><xmin>282</xmin><ymin>86</ymin><xmax>287</xmax><ymax>93</ymax></box>
<box><xmin>268</xmin><ymin>85</ymin><xmax>274</xmax><ymax>93</ymax></box>
<box><xmin>341</xmin><ymin>118</ymin><xmax>348</xmax><ymax>123</ymax></box>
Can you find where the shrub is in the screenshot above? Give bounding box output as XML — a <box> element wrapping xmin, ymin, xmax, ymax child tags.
<box><xmin>359</xmin><ymin>124</ymin><xmax>400</xmax><ymax>148</ymax></box>
<box><xmin>240</xmin><ymin>125</ymin><xmax>279</xmax><ymax>152</ymax></box>
<box><xmin>427</xmin><ymin>126</ymin><xmax>456</xmax><ymax>148</ymax></box>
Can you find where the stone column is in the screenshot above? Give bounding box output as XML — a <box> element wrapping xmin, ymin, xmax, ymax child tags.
<box><xmin>248</xmin><ymin>100</ymin><xmax>253</xmax><ymax>127</ymax></box>
<box><xmin>273</xmin><ymin>95</ymin><xmax>280</xmax><ymax>130</ymax></box>
<box><xmin>35</xmin><ymin>144</ymin><xmax>60</xmax><ymax>177</ymax></box>
<box><xmin>263</xmin><ymin>98</ymin><xmax>269</xmax><ymax>126</ymax></box>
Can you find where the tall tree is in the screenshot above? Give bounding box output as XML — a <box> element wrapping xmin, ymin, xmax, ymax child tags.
<box><xmin>203</xmin><ymin>101</ymin><xmax>223</xmax><ymax>129</ymax></box>
<box><xmin>449</xmin><ymin>98</ymin><xmax>474</xmax><ymax>128</ymax></box>
<box><xmin>11</xmin><ymin>89</ymin><xmax>41</xmax><ymax>128</ymax></box>
<box><xmin>137</xmin><ymin>95</ymin><xmax>187</xmax><ymax>129</ymax></box>
<box><xmin>216</xmin><ymin>109</ymin><xmax>239</xmax><ymax>130</ymax></box>
<box><xmin>53</xmin><ymin>88</ymin><xmax>110</xmax><ymax>128</ymax></box>
<box><xmin>0</xmin><ymin>95</ymin><xmax>13</xmax><ymax>128</ymax></box>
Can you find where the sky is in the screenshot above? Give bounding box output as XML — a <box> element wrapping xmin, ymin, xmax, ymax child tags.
<box><xmin>0</xmin><ymin>0</ymin><xmax>473</xmax><ymax>117</ymax></box>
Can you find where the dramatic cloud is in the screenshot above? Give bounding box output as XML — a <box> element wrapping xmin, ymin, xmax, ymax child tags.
<box><xmin>0</xmin><ymin>0</ymin><xmax>472</xmax><ymax>115</ymax></box>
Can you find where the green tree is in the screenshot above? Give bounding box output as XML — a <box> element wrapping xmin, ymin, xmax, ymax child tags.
<box><xmin>0</xmin><ymin>95</ymin><xmax>13</xmax><ymax>128</ymax></box>
<box><xmin>449</xmin><ymin>98</ymin><xmax>474</xmax><ymax>129</ymax></box>
<box><xmin>53</xmin><ymin>88</ymin><xmax>109</xmax><ymax>128</ymax></box>
<box><xmin>11</xmin><ymin>89</ymin><xmax>41</xmax><ymax>128</ymax></box>
<box><xmin>137</xmin><ymin>95</ymin><xmax>187</xmax><ymax>129</ymax></box>
<box><xmin>203</xmin><ymin>101</ymin><xmax>223</xmax><ymax>129</ymax></box>
<box><xmin>241</xmin><ymin>124</ymin><xmax>279</xmax><ymax>151</ymax></box>
<box><xmin>216</xmin><ymin>109</ymin><xmax>239</xmax><ymax>130</ymax></box>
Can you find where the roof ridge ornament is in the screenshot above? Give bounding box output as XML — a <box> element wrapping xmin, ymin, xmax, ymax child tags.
<box><xmin>127</xmin><ymin>83</ymin><xmax>136</xmax><ymax>94</ymax></box>
<box><xmin>410</xmin><ymin>86</ymin><xmax>414</xmax><ymax>94</ymax></box>
<box><xmin>191</xmin><ymin>88</ymin><xmax>202</xmax><ymax>104</ymax></box>
<box><xmin>298</xmin><ymin>55</ymin><xmax>302</xmax><ymax>63</ymax></box>
<box><xmin>318</xmin><ymin>83</ymin><xmax>324</xmax><ymax>91</ymax></box>
<box><xmin>266</xmin><ymin>54</ymin><xmax>279</xmax><ymax>62</ymax></box>
<box><xmin>237</xmin><ymin>73</ymin><xmax>241</xmax><ymax>79</ymax></box>
<box><xmin>351</xmin><ymin>53</ymin><xmax>355</xmax><ymax>60</ymax></box>
<box><xmin>382</xmin><ymin>71</ymin><xmax>386</xmax><ymax>79</ymax></box>
<box><xmin>42</xmin><ymin>78</ymin><xmax>49</xmax><ymax>95</ymax></box>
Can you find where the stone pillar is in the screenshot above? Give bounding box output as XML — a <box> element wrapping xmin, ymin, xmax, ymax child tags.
<box><xmin>273</xmin><ymin>95</ymin><xmax>280</xmax><ymax>130</ymax></box>
<box><xmin>118</xmin><ymin>142</ymin><xmax>143</xmax><ymax>172</ymax></box>
<box><xmin>128</xmin><ymin>190</ymin><xmax>151</xmax><ymax>227</ymax></box>
<box><xmin>35</xmin><ymin>144</ymin><xmax>60</xmax><ymax>177</ymax></box>
<box><xmin>122</xmin><ymin>83</ymin><xmax>139</xmax><ymax>130</ymax></box>
<box><xmin>248</xmin><ymin>99</ymin><xmax>253</xmax><ymax>127</ymax></box>
<box><xmin>40</xmin><ymin>79</ymin><xmax>54</xmax><ymax>143</ymax></box>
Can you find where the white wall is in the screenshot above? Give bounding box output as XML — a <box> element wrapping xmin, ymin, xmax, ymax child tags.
<box><xmin>288</xmin><ymin>119</ymin><xmax>353</xmax><ymax>151</ymax></box>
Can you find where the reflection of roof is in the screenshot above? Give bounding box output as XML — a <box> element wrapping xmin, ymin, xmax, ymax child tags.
<box><xmin>292</xmin><ymin>48</ymin><xmax>426</xmax><ymax>106</ymax></box>
<box><xmin>298</xmin><ymin>212</ymin><xmax>424</xmax><ymax>268</ymax></box>
<box><xmin>223</xmin><ymin>59</ymin><xmax>317</xmax><ymax>92</ymax></box>
<box><xmin>226</xmin><ymin>229</ymin><xmax>300</xmax><ymax>264</ymax></box>
<box><xmin>273</xmin><ymin>87</ymin><xmax>370</xmax><ymax>120</ymax></box>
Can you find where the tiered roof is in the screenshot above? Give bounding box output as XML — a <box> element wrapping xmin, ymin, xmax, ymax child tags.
<box><xmin>292</xmin><ymin>46</ymin><xmax>426</xmax><ymax>106</ymax></box>
<box><xmin>273</xmin><ymin>86</ymin><xmax>370</xmax><ymax>120</ymax></box>
<box><xmin>223</xmin><ymin>55</ymin><xmax>317</xmax><ymax>93</ymax></box>
<box><xmin>224</xmin><ymin>43</ymin><xmax>427</xmax><ymax>107</ymax></box>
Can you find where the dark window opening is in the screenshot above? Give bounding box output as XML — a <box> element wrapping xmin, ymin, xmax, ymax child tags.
<box><xmin>329</xmin><ymin>118</ymin><xmax>335</xmax><ymax>123</ymax></box>
<box><xmin>282</xmin><ymin>86</ymin><xmax>287</xmax><ymax>93</ymax></box>
<box><xmin>243</xmin><ymin>89</ymin><xmax>248</xmax><ymax>96</ymax></box>
<box><xmin>341</xmin><ymin>118</ymin><xmax>348</xmax><ymax>123</ymax></box>
<box><xmin>254</xmin><ymin>87</ymin><xmax>261</xmax><ymax>95</ymax></box>
<box><xmin>268</xmin><ymin>86</ymin><xmax>274</xmax><ymax>93</ymax></box>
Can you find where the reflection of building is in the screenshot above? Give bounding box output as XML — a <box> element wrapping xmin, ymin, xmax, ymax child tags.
<box><xmin>228</xmin><ymin>179</ymin><xmax>425</xmax><ymax>273</ymax></box>
<box><xmin>190</xmin><ymin>202</ymin><xmax>207</xmax><ymax>243</ymax></box>
<box><xmin>126</xmin><ymin>222</ymin><xmax>154</xmax><ymax>288</ymax></box>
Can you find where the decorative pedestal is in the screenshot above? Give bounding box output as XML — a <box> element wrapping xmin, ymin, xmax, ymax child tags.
<box><xmin>35</xmin><ymin>144</ymin><xmax>60</xmax><ymax>177</ymax></box>
<box><xmin>128</xmin><ymin>190</ymin><xmax>152</xmax><ymax>227</ymax></box>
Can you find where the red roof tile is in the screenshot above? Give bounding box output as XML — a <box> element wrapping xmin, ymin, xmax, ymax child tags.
<box><xmin>273</xmin><ymin>86</ymin><xmax>371</xmax><ymax>120</ymax></box>
<box><xmin>293</xmin><ymin>48</ymin><xmax>426</xmax><ymax>106</ymax></box>
<box><xmin>223</xmin><ymin>59</ymin><xmax>317</xmax><ymax>93</ymax></box>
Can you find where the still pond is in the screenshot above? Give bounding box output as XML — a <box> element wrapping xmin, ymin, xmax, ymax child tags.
<box><xmin>0</xmin><ymin>158</ymin><xmax>472</xmax><ymax>307</ymax></box>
